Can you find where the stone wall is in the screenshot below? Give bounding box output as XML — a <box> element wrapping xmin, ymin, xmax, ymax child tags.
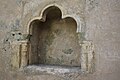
<box><xmin>0</xmin><ymin>0</ymin><xmax>120</xmax><ymax>80</ymax></box>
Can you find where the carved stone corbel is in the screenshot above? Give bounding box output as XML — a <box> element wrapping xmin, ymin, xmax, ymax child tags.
<box><xmin>80</xmin><ymin>41</ymin><xmax>95</xmax><ymax>73</ymax></box>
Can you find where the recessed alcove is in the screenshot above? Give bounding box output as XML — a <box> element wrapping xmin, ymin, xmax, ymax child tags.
<box><xmin>28</xmin><ymin>6</ymin><xmax>81</xmax><ymax>67</ymax></box>
<box><xmin>11</xmin><ymin>5</ymin><xmax>95</xmax><ymax>74</ymax></box>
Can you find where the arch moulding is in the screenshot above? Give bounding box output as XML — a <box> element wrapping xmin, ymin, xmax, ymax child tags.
<box><xmin>26</xmin><ymin>3</ymin><xmax>82</xmax><ymax>34</ymax></box>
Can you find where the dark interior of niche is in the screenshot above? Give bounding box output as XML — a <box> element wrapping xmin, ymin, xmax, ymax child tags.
<box><xmin>28</xmin><ymin>6</ymin><xmax>81</xmax><ymax>67</ymax></box>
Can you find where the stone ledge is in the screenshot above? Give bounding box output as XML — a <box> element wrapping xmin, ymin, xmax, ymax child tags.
<box><xmin>23</xmin><ymin>65</ymin><xmax>82</xmax><ymax>75</ymax></box>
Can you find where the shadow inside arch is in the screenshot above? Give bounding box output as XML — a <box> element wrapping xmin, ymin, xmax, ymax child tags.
<box><xmin>28</xmin><ymin>6</ymin><xmax>81</xmax><ymax>67</ymax></box>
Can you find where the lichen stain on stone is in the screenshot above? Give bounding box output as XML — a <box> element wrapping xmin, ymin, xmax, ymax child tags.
<box><xmin>62</xmin><ymin>49</ymin><xmax>73</xmax><ymax>54</ymax></box>
<box><xmin>86</xmin><ymin>0</ymin><xmax>99</xmax><ymax>11</ymax></box>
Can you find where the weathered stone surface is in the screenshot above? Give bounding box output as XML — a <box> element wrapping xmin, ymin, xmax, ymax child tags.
<box><xmin>0</xmin><ymin>0</ymin><xmax>120</xmax><ymax>80</ymax></box>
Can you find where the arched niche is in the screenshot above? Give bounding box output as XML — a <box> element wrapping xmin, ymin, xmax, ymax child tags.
<box><xmin>28</xmin><ymin>6</ymin><xmax>81</xmax><ymax>67</ymax></box>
